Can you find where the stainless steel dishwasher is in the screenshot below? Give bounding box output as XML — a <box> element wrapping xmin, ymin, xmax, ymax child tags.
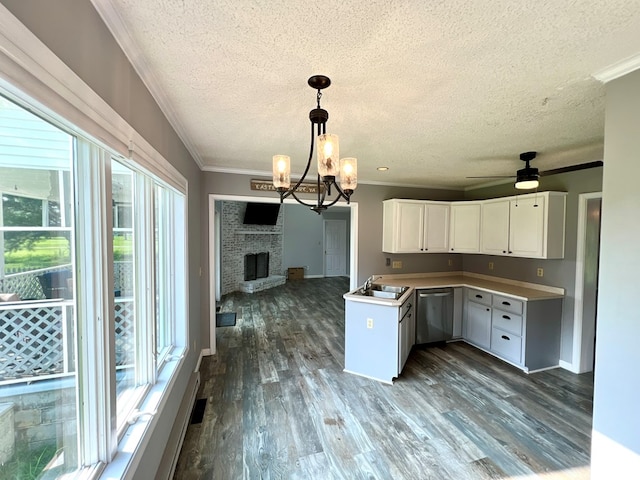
<box><xmin>416</xmin><ymin>288</ymin><xmax>454</xmax><ymax>346</ymax></box>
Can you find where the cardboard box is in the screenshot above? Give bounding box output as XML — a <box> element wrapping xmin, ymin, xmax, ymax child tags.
<box><xmin>288</xmin><ymin>267</ymin><xmax>304</xmax><ymax>280</ymax></box>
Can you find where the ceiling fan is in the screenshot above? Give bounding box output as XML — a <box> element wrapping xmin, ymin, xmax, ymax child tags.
<box><xmin>467</xmin><ymin>151</ymin><xmax>603</xmax><ymax>190</ymax></box>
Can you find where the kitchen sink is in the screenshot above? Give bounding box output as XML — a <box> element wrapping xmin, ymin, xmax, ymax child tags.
<box><xmin>356</xmin><ymin>284</ymin><xmax>408</xmax><ymax>299</ymax></box>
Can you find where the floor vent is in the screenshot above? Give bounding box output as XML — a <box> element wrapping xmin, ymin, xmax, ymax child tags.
<box><xmin>190</xmin><ymin>398</ymin><xmax>207</xmax><ymax>425</ymax></box>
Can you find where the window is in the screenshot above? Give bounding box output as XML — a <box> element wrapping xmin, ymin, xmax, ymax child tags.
<box><xmin>0</xmin><ymin>95</ymin><xmax>78</xmax><ymax>477</ymax></box>
<box><xmin>0</xmin><ymin>91</ymin><xmax>187</xmax><ymax>478</ymax></box>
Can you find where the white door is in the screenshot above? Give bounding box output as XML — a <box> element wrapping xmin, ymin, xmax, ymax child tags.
<box><xmin>324</xmin><ymin>219</ymin><xmax>347</xmax><ymax>276</ymax></box>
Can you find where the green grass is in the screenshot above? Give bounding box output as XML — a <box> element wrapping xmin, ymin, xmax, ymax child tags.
<box><xmin>4</xmin><ymin>235</ymin><xmax>133</xmax><ymax>271</ymax></box>
<box><xmin>0</xmin><ymin>443</ymin><xmax>59</xmax><ymax>480</ymax></box>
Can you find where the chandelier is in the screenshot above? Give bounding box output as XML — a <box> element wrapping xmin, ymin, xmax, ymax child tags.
<box><xmin>272</xmin><ymin>75</ymin><xmax>357</xmax><ymax>213</ymax></box>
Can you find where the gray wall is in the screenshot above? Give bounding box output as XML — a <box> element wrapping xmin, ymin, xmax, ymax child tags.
<box><xmin>463</xmin><ymin>167</ymin><xmax>603</xmax><ymax>363</ymax></box>
<box><xmin>281</xmin><ymin>204</ymin><xmax>351</xmax><ymax>277</ymax></box>
<box><xmin>591</xmin><ymin>68</ymin><xmax>640</xmax><ymax>476</ymax></box>
<box><xmin>203</xmin><ymin>171</ymin><xmax>465</xmax><ymax>343</ymax></box>
<box><xmin>1</xmin><ymin>2</ymin><xmax>203</xmax><ymax>478</ymax></box>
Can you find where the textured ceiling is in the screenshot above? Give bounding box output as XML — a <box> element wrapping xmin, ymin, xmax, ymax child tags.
<box><xmin>92</xmin><ymin>0</ymin><xmax>640</xmax><ymax>190</ymax></box>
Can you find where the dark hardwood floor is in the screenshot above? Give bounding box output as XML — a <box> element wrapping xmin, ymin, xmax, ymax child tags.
<box><xmin>174</xmin><ymin>277</ymin><xmax>593</xmax><ymax>479</ymax></box>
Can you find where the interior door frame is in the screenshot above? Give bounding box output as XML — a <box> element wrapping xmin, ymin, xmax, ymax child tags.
<box><xmin>207</xmin><ymin>194</ymin><xmax>358</xmax><ymax>355</ymax></box>
<box><xmin>566</xmin><ymin>191</ymin><xmax>602</xmax><ymax>373</ymax></box>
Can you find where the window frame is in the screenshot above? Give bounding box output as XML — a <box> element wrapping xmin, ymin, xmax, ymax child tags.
<box><xmin>0</xmin><ymin>5</ymin><xmax>190</xmax><ymax>477</ymax></box>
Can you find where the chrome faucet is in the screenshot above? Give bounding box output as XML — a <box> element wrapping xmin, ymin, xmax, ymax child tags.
<box><xmin>364</xmin><ymin>275</ymin><xmax>382</xmax><ymax>291</ymax></box>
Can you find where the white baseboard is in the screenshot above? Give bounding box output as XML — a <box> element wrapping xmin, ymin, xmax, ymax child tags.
<box><xmin>559</xmin><ymin>359</ymin><xmax>580</xmax><ymax>373</ymax></box>
<box><xmin>195</xmin><ymin>349</ymin><xmax>210</xmax><ymax>373</ymax></box>
<box><xmin>157</xmin><ymin>371</ymin><xmax>200</xmax><ymax>480</ymax></box>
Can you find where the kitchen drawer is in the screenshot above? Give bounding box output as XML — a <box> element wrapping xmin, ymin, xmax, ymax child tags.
<box><xmin>491</xmin><ymin>328</ymin><xmax>522</xmax><ymax>364</ymax></box>
<box><xmin>492</xmin><ymin>309</ymin><xmax>523</xmax><ymax>336</ymax></box>
<box><xmin>492</xmin><ymin>294</ymin><xmax>523</xmax><ymax>315</ymax></box>
<box><xmin>400</xmin><ymin>294</ymin><xmax>414</xmax><ymax>320</ymax></box>
<box><xmin>467</xmin><ymin>288</ymin><xmax>491</xmax><ymax>306</ymax></box>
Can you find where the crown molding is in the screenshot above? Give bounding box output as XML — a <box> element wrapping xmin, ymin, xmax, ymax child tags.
<box><xmin>90</xmin><ymin>0</ymin><xmax>205</xmax><ymax>169</ymax></box>
<box><xmin>593</xmin><ymin>53</ymin><xmax>640</xmax><ymax>83</ymax></box>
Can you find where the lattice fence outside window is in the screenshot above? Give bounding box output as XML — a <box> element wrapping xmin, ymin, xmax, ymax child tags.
<box><xmin>0</xmin><ymin>302</ymin><xmax>73</xmax><ymax>383</ymax></box>
<box><xmin>0</xmin><ymin>298</ymin><xmax>135</xmax><ymax>386</ymax></box>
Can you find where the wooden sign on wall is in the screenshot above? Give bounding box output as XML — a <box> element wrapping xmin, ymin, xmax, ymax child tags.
<box><xmin>250</xmin><ymin>179</ymin><xmax>323</xmax><ymax>194</ymax></box>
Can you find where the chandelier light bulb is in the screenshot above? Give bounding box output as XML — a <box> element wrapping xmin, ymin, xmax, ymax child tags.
<box><xmin>272</xmin><ymin>154</ymin><xmax>291</xmax><ymax>189</ymax></box>
<box><xmin>339</xmin><ymin>157</ymin><xmax>357</xmax><ymax>191</ymax></box>
<box><xmin>317</xmin><ymin>133</ymin><xmax>339</xmax><ymax>178</ymax></box>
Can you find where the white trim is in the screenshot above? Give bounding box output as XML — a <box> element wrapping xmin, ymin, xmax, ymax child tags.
<box><xmin>202</xmin><ymin>165</ymin><xmax>463</xmax><ymax>190</ymax></box>
<box><xmin>559</xmin><ymin>359</ymin><xmax>578</xmax><ymax>373</ymax></box>
<box><xmin>90</xmin><ymin>0</ymin><xmax>204</xmax><ymax>170</ymax></box>
<box><xmin>208</xmin><ymin>195</ymin><xmax>217</xmax><ymax>356</ymax></box>
<box><xmin>593</xmin><ymin>53</ymin><xmax>640</xmax><ymax>83</ymax></box>
<box><xmin>0</xmin><ymin>3</ymin><xmax>187</xmax><ymax>193</ymax></box>
<box><xmin>569</xmin><ymin>192</ymin><xmax>602</xmax><ymax>374</ymax></box>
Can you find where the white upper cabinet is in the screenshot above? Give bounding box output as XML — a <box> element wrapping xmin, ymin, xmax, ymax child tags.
<box><xmin>383</xmin><ymin>192</ymin><xmax>566</xmax><ymax>259</ymax></box>
<box><xmin>424</xmin><ymin>202</ymin><xmax>450</xmax><ymax>252</ymax></box>
<box><xmin>481</xmin><ymin>198</ymin><xmax>511</xmax><ymax>255</ymax></box>
<box><xmin>509</xmin><ymin>192</ymin><xmax>566</xmax><ymax>258</ymax></box>
<box><xmin>382</xmin><ymin>199</ymin><xmax>449</xmax><ymax>253</ymax></box>
<box><xmin>480</xmin><ymin>191</ymin><xmax>567</xmax><ymax>259</ymax></box>
<box><xmin>449</xmin><ymin>202</ymin><xmax>481</xmax><ymax>253</ymax></box>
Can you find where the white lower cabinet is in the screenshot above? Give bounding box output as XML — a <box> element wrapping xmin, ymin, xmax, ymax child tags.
<box><xmin>463</xmin><ymin>287</ymin><xmax>563</xmax><ymax>372</ymax></box>
<box><xmin>465</xmin><ymin>300</ymin><xmax>491</xmax><ymax>349</ymax></box>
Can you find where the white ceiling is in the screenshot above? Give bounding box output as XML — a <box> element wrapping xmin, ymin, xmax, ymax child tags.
<box><xmin>92</xmin><ymin>0</ymin><xmax>640</xmax><ymax>190</ymax></box>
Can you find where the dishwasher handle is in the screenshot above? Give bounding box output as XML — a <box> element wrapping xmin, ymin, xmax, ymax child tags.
<box><xmin>418</xmin><ymin>292</ymin><xmax>452</xmax><ymax>298</ymax></box>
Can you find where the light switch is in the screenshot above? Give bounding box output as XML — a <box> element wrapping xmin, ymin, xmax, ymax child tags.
<box><xmin>392</xmin><ymin>261</ymin><xmax>402</xmax><ymax>269</ymax></box>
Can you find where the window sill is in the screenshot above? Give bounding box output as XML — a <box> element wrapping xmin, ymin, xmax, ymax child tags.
<box><xmin>98</xmin><ymin>346</ymin><xmax>187</xmax><ymax>480</ymax></box>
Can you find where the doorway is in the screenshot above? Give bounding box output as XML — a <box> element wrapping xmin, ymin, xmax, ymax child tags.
<box><xmin>570</xmin><ymin>192</ymin><xmax>602</xmax><ymax>373</ymax></box>
<box><xmin>207</xmin><ymin>194</ymin><xmax>359</xmax><ymax>355</ymax></box>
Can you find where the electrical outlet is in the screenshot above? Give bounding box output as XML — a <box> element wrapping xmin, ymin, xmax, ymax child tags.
<box><xmin>537</xmin><ymin>268</ymin><xmax>544</xmax><ymax>277</ymax></box>
<box><xmin>489</xmin><ymin>262</ymin><xmax>494</xmax><ymax>270</ymax></box>
<box><xmin>386</xmin><ymin>257</ymin><xmax>391</xmax><ymax>266</ymax></box>
<box><xmin>392</xmin><ymin>260</ymin><xmax>402</xmax><ymax>269</ymax></box>
<box><xmin>448</xmin><ymin>259</ymin><xmax>453</xmax><ymax>266</ymax></box>
<box><xmin>367</xmin><ymin>318</ymin><xmax>374</xmax><ymax>329</ymax></box>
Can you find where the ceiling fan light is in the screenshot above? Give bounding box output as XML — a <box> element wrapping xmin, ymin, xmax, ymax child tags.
<box><xmin>515</xmin><ymin>178</ymin><xmax>539</xmax><ymax>190</ymax></box>
<box><xmin>515</xmin><ymin>167</ymin><xmax>539</xmax><ymax>190</ymax></box>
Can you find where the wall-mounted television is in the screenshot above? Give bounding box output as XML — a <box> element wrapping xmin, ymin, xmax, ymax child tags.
<box><xmin>243</xmin><ymin>202</ymin><xmax>281</xmax><ymax>225</ymax></box>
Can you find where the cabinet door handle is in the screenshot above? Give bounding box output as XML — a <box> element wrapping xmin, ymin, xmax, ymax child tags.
<box><xmin>475</xmin><ymin>294</ymin><xmax>483</xmax><ymax>299</ymax></box>
<box><xmin>502</xmin><ymin>301</ymin><xmax>511</xmax><ymax>306</ymax></box>
<box><xmin>501</xmin><ymin>335</ymin><xmax>510</xmax><ymax>341</ymax></box>
<box><xmin>502</xmin><ymin>250</ymin><xmax>506</xmax><ymax>253</ymax></box>
<box><xmin>508</xmin><ymin>251</ymin><xmax>512</xmax><ymax>254</ymax></box>
<box><xmin>486</xmin><ymin>308</ymin><xmax>490</xmax><ymax>312</ymax></box>
<box><xmin>407</xmin><ymin>304</ymin><xmax>412</xmax><ymax>309</ymax></box>
<box><xmin>502</xmin><ymin>315</ymin><xmax>511</xmax><ymax>320</ymax></box>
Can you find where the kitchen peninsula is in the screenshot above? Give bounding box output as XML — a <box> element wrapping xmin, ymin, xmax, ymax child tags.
<box><xmin>343</xmin><ymin>272</ymin><xmax>564</xmax><ymax>384</ymax></box>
